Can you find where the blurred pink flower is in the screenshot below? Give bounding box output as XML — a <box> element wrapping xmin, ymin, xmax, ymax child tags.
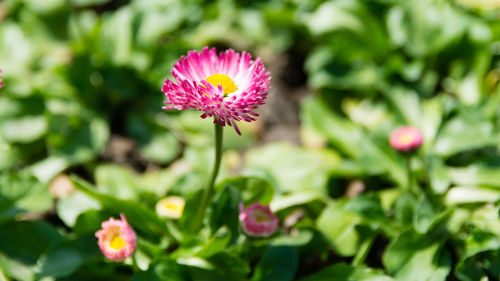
<box><xmin>239</xmin><ymin>202</ymin><xmax>279</xmax><ymax>237</ymax></box>
<box><xmin>162</xmin><ymin>47</ymin><xmax>271</xmax><ymax>135</ymax></box>
<box><xmin>389</xmin><ymin>126</ymin><xmax>423</xmax><ymax>152</ymax></box>
<box><xmin>0</xmin><ymin>69</ymin><xmax>3</xmax><ymax>89</ymax></box>
<box><xmin>95</xmin><ymin>214</ymin><xmax>136</xmax><ymax>261</ymax></box>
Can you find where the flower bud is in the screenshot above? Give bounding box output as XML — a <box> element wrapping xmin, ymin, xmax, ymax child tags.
<box><xmin>155</xmin><ymin>196</ymin><xmax>185</xmax><ymax>219</ymax></box>
<box><xmin>389</xmin><ymin>126</ymin><xmax>423</xmax><ymax>152</ymax></box>
<box><xmin>239</xmin><ymin>202</ymin><xmax>279</xmax><ymax>237</ymax></box>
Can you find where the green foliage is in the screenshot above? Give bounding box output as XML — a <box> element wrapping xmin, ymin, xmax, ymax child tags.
<box><xmin>1</xmin><ymin>0</ymin><xmax>500</xmax><ymax>280</ymax></box>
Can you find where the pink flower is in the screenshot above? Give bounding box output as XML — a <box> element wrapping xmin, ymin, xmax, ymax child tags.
<box><xmin>239</xmin><ymin>202</ymin><xmax>279</xmax><ymax>237</ymax></box>
<box><xmin>95</xmin><ymin>214</ymin><xmax>136</xmax><ymax>261</ymax></box>
<box><xmin>389</xmin><ymin>126</ymin><xmax>423</xmax><ymax>152</ymax></box>
<box><xmin>0</xmin><ymin>69</ymin><xmax>3</xmax><ymax>89</ymax></box>
<box><xmin>162</xmin><ymin>47</ymin><xmax>271</xmax><ymax>135</ymax></box>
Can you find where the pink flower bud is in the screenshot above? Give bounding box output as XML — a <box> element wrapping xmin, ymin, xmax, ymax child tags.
<box><xmin>95</xmin><ymin>214</ymin><xmax>136</xmax><ymax>261</ymax></box>
<box><xmin>389</xmin><ymin>126</ymin><xmax>423</xmax><ymax>152</ymax></box>
<box><xmin>239</xmin><ymin>202</ymin><xmax>279</xmax><ymax>237</ymax></box>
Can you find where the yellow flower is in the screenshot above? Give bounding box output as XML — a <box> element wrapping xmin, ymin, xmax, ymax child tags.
<box><xmin>155</xmin><ymin>196</ymin><xmax>185</xmax><ymax>219</ymax></box>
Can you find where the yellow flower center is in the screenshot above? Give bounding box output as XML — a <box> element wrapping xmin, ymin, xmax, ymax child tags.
<box><xmin>164</xmin><ymin>202</ymin><xmax>184</xmax><ymax>213</ymax></box>
<box><xmin>205</xmin><ymin>74</ymin><xmax>238</xmax><ymax>96</ymax></box>
<box><xmin>110</xmin><ymin>234</ymin><xmax>126</xmax><ymax>250</ymax></box>
<box><xmin>398</xmin><ymin>133</ymin><xmax>414</xmax><ymax>145</ymax></box>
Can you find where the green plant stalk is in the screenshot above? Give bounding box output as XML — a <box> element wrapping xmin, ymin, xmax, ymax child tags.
<box><xmin>406</xmin><ymin>155</ymin><xmax>416</xmax><ymax>195</ymax></box>
<box><xmin>191</xmin><ymin>123</ymin><xmax>224</xmax><ymax>233</ymax></box>
<box><xmin>351</xmin><ymin>233</ymin><xmax>376</xmax><ymax>266</ymax></box>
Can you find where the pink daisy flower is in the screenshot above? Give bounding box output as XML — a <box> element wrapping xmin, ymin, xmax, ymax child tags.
<box><xmin>389</xmin><ymin>126</ymin><xmax>423</xmax><ymax>152</ymax></box>
<box><xmin>239</xmin><ymin>202</ymin><xmax>279</xmax><ymax>237</ymax></box>
<box><xmin>0</xmin><ymin>69</ymin><xmax>3</xmax><ymax>89</ymax></box>
<box><xmin>162</xmin><ymin>47</ymin><xmax>271</xmax><ymax>135</ymax></box>
<box><xmin>95</xmin><ymin>214</ymin><xmax>136</xmax><ymax>262</ymax></box>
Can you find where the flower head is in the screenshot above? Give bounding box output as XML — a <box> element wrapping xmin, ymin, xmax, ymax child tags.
<box><xmin>162</xmin><ymin>47</ymin><xmax>271</xmax><ymax>135</ymax></box>
<box><xmin>389</xmin><ymin>126</ymin><xmax>423</xmax><ymax>152</ymax></box>
<box><xmin>0</xmin><ymin>69</ymin><xmax>3</xmax><ymax>89</ymax></box>
<box><xmin>155</xmin><ymin>196</ymin><xmax>185</xmax><ymax>219</ymax></box>
<box><xmin>95</xmin><ymin>214</ymin><xmax>136</xmax><ymax>261</ymax></box>
<box><xmin>239</xmin><ymin>202</ymin><xmax>279</xmax><ymax>237</ymax></box>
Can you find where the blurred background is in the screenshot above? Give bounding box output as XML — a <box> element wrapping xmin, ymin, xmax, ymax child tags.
<box><xmin>1</xmin><ymin>0</ymin><xmax>500</xmax><ymax>178</ymax></box>
<box><xmin>2</xmin><ymin>0</ymin><xmax>500</xmax><ymax>280</ymax></box>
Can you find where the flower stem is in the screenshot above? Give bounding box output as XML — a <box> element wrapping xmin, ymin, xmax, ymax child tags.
<box><xmin>191</xmin><ymin>123</ymin><xmax>223</xmax><ymax>233</ymax></box>
<box><xmin>351</xmin><ymin>233</ymin><xmax>376</xmax><ymax>266</ymax></box>
<box><xmin>406</xmin><ymin>155</ymin><xmax>416</xmax><ymax>195</ymax></box>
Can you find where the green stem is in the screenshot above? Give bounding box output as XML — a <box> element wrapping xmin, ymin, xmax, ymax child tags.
<box><xmin>352</xmin><ymin>233</ymin><xmax>376</xmax><ymax>266</ymax></box>
<box><xmin>406</xmin><ymin>155</ymin><xmax>417</xmax><ymax>195</ymax></box>
<box><xmin>191</xmin><ymin>123</ymin><xmax>224</xmax><ymax>233</ymax></box>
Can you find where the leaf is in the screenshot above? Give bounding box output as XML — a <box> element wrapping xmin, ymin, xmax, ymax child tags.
<box><xmin>216</xmin><ymin>176</ymin><xmax>274</xmax><ymax>205</ymax></box>
<box><xmin>298</xmin><ymin>263</ymin><xmax>394</xmax><ymax>281</ymax></box>
<box><xmin>36</xmin><ymin>235</ymin><xmax>100</xmax><ymax>279</ymax></box>
<box><xmin>130</xmin><ymin>258</ymin><xmax>186</xmax><ymax>281</ymax></box>
<box><xmin>95</xmin><ymin>164</ymin><xmax>138</xmax><ymax>200</ymax></box>
<box><xmin>301</xmin><ymin>97</ymin><xmax>405</xmax><ymax>186</ymax></box>
<box><xmin>434</xmin><ymin>113</ymin><xmax>498</xmax><ymax>158</ymax></box>
<box><xmin>56</xmin><ymin>191</ymin><xmax>101</xmax><ymax>228</ymax></box>
<box><xmin>244</xmin><ymin>142</ymin><xmax>341</xmax><ymax>193</ymax></box>
<box><xmin>426</xmin><ymin>157</ymin><xmax>450</xmax><ymax>194</ymax></box>
<box><xmin>209</xmin><ymin>185</ymin><xmax>241</xmax><ymax>243</ymax></box>
<box><xmin>251</xmin><ymin>246</ymin><xmax>298</xmax><ymax>281</ymax></box>
<box><xmin>448</xmin><ymin>165</ymin><xmax>500</xmax><ymax>188</ymax></box>
<box><xmin>383</xmin><ymin>230</ymin><xmax>451</xmax><ymax>281</ymax></box>
<box><xmin>0</xmin><ymin>221</ymin><xmax>63</xmax><ymax>266</ymax></box>
<box><xmin>0</xmin><ymin>173</ymin><xmax>53</xmax><ymax>222</ymax></box>
<box><xmin>2</xmin><ymin>115</ymin><xmax>47</xmax><ymax>143</ymax></box>
<box><xmin>316</xmin><ymin>202</ymin><xmax>364</xmax><ymax>257</ymax></box>
<box><xmin>413</xmin><ymin>194</ymin><xmax>435</xmax><ymax>234</ymax></box>
<box><xmin>445</xmin><ymin>186</ymin><xmax>500</xmax><ymax>205</ymax></box>
<box><xmin>195</xmin><ymin>226</ymin><xmax>231</xmax><ymax>259</ymax></box>
<box><xmin>50</xmin><ymin>117</ymin><xmax>110</xmax><ymax>164</ymax></box>
<box><xmin>270</xmin><ymin>191</ymin><xmax>326</xmax><ymax>212</ymax></box>
<box><xmin>139</xmin><ymin>132</ymin><xmax>180</xmax><ymax>164</ymax></box>
<box><xmin>70</xmin><ymin>175</ymin><xmax>167</xmax><ymax>236</ymax></box>
<box><xmin>455</xmin><ymin>229</ymin><xmax>500</xmax><ymax>281</ymax></box>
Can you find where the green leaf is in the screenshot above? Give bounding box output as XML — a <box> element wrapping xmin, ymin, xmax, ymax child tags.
<box><xmin>244</xmin><ymin>142</ymin><xmax>341</xmax><ymax>193</ymax></box>
<box><xmin>251</xmin><ymin>246</ymin><xmax>298</xmax><ymax>281</ymax></box>
<box><xmin>216</xmin><ymin>176</ymin><xmax>274</xmax><ymax>205</ymax></box>
<box><xmin>2</xmin><ymin>115</ymin><xmax>47</xmax><ymax>143</ymax></box>
<box><xmin>209</xmin><ymin>185</ymin><xmax>241</xmax><ymax>243</ymax></box>
<box><xmin>131</xmin><ymin>258</ymin><xmax>186</xmax><ymax>281</ymax></box>
<box><xmin>298</xmin><ymin>263</ymin><xmax>394</xmax><ymax>281</ymax></box>
<box><xmin>183</xmin><ymin>253</ymin><xmax>250</xmax><ymax>281</ymax></box>
<box><xmin>0</xmin><ymin>173</ymin><xmax>53</xmax><ymax>221</ymax></box>
<box><xmin>195</xmin><ymin>226</ymin><xmax>231</xmax><ymax>259</ymax></box>
<box><xmin>139</xmin><ymin>132</ymin><xmax>180</xmax><ymax>164</ymax></box>
<box><xmin>301</xmin><ymin>97</ymin><xmax>405</xmax><ymax>186</ymax></box>
<box><xmin>56</xmin><ymin>191</ymin><xmax>101</xmax><ymax>228</ymax></box>
<box><xmin>434</xmin><ymin>113</ymin><xmax>498</xmax><ymax>157</ymax></box>
<box><xmin>455</xmin><ymin>229</ymin><xmax>500</xmax><ymax>281</ymax></box>
<box><xmin>316</xmin><ymin>202</ymin><xmax>364</xmax><ymax>257</ymax></box>
<box><xmin>445</xmin><ymin>186</ymin><xmax>500</xmax><ymax>205</ymax></box>
<box><xmin>448</xmin><ymin>165</ymin><xmax>500</xmax><ymax>188</ymax></box>
<box><xmin>270</xmin><ymin>191</ymin><xmax>326</xmax><ymax>212</ymax></box>
<box><xmin>95</xmin><ymin>164</ymin><xmax>138</xmax><ymax>200</ymax></box>
<box><xmin>413</xmin><ymin>194</ymin><xmax>435</xmax><ymax>234</ymax></box>
<box><xmin>36</xmin><ymin>235</ymin><xmax>100</xmax><ymax>279</ymax></box>
<box><xmin>0</xmin><ymin>221</ymin><xmax>63</xmax><ymax>266</ymax></box>
<box><xmin>383</xmin><ymin>230</ymin><xmax>451</xmax><ymax>281</ymax></box>
<box><xmin>50</xmin><ymin>117</ymin><xmax>110</xmax><ymax>164</ymax></box>
<box><xmin>70</xmin><ymin>175</ymin><xmax>167</xmax><ymax>236</ymax></box>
